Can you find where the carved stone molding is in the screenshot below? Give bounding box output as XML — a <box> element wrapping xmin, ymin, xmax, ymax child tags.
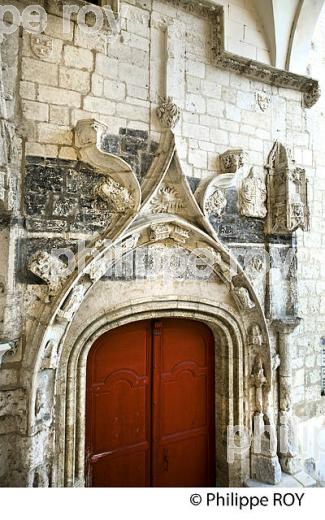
<box><xmin>94</xmin><ymin>177</ymin><xmax>134</xmax><ymax>213</ymax></box>
<box><xmin>239</xmin><ymin>167</ymin><xmax>267</xmax><ymax>219</ymax></box>
<box><xmin>162</xmin><ymin>0</ymin><xmax>320</xmax><ymax>108</ymax></box>
<box><xmin>150</xmin><ymin>184</ymin><xmax>184</xmax><ymax>214</ymax></box>
<box><xmin>28</xmin><ymin>251</ymin><xmax>68</xmax><ymax>294</ymax></box>
<box><xmin>265</xmin><ymin>142</ymin><xmax>310</xmax><ymax>235</ymax></box>
<box><xmin>156</xmin><ymin>96</ymin><xmax>181</xmax><ymax>129</ymax></box>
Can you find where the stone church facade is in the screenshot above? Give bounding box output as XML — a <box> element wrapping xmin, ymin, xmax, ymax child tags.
<box><xmin>0</xmin><ymin>0</ymin><xmax>325</xmax><ymax>487</ymax></box>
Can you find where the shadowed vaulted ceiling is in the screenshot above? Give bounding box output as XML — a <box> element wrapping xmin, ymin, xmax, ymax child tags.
<box><xmin>251</xmin><ymin>0</ymin><xmax>325</xmax><ymax>73</ymax></box>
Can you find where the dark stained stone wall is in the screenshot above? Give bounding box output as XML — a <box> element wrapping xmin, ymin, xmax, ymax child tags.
<box><xmin>24</xmin><ymin>157</ymin><xmax>112</xmax><ymax>234</ymax></box>
<box><xmin>24</xmin><ymin>128</ymin><xmax>159</xmax><ymax>235</ymax></box>
<box><xmin>103</xmin><ymin>128</ymin><xmax>159</xmax><ymax>181</ymax></box>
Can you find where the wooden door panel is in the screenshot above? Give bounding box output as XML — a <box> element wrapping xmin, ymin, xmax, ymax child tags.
<box><xmin>91</xmin><ymin>375</ymin><xmax>148</xmax><ymax>453</ymax></box>
<box><xmin>86</xmin><ymin>319</ymin><xmax>215</xmax><ymax>487</ymax></box>
<box><xmin>154</xmin><ymin>433</ymin><xmax>209</xmax><ymax>487</ymax></box>
<box><xmin>152</xmin><ymin>319</ymin><xmax>215</xmax><ymax>487</ymax></box>
<box><xmin>160</xmin><ymin>369</ymin><xmax>208</xmax><ymax>434</ymax></box>
<box><xmin>86</xmin><ymin>321</ymin><xmax>152</xmax><ymax>487</ymax></box>
<box><xmin>91</xmin><ymin>448</ymin><xmax>149</xmax><ymax>487</ymax></box>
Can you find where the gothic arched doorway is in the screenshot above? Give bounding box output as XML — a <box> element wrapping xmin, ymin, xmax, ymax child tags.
<box><xmin>85</xmin><ymin>318</ymin><xmax>216</xmax><ymax>487</ymax></box>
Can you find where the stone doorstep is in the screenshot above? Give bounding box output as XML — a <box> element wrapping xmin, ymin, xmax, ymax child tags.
<box><xmin>246</xmin><ymin>471</ymin><xmax>317</xmax><ymax>488</ymax></box>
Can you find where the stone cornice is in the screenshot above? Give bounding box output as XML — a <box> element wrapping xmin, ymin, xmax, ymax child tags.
<box><xmin>272</xmin><ymin>318</ymin><xmax>302</xmax><ymax>334</ymax></box>
<box><xmin>163</xmin><ymin>0</ymin><xmax>320</xmax><ymax>108</ymax></box>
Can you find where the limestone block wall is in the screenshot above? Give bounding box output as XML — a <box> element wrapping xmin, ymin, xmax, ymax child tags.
<box><xmin>0</xmin><ymin>0</ymin><xmax>325</xmax><ymax>485</ymax></box>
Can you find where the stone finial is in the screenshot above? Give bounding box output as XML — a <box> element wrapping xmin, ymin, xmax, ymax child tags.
<box><xmin>156</xmin><ymin>96</ymin><xmax>181</xmax><ymax>129</ymax></box>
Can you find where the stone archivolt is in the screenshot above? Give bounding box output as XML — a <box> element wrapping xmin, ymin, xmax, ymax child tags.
<box><xmin>20</xmin><ymin>127</ymin><xmax>280</xmax><ymax>488</ymax></box>
<box><xmin>56</xmin><ymin>282</ymin><xmax>89</xmax><ymax>323</ymax></box>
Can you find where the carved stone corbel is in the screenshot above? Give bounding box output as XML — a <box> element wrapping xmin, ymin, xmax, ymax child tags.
<box><xmin>94</xmin><ymin>177</ymin><xmax>135</xmax><ymax>213</ymax></box>
<box><xmin>220</xmin><ymin>149</ymin><xmax>245</xmax><ymax>174</ymax></box>
<box><xmin>149</xmin><ymin>223</ymin><xmax>190</xmax><ymax>244</ymax></box>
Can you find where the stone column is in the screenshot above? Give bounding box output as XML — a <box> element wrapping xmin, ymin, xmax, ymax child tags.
<box><xmin>250</xmin><ymin>356</ymin><xmax>281</xmax><ymax>484</ymax></box>
<box><xmin>273</xmin><ymin>318</ymin><xmax>301</xmax><ymax>474</ymax></box>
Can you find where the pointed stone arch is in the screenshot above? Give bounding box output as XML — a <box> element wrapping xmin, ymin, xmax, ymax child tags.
<box><xmin>23</xmin><ymin>122</ymin><xmax>281</xmax><ymax>487</ymax></box>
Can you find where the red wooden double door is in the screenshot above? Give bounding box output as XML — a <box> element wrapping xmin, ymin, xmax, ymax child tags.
<box><xmin>86</xmin><ymin>319</ymin><xmax>216</xmax><ymax>487</ymax></box>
